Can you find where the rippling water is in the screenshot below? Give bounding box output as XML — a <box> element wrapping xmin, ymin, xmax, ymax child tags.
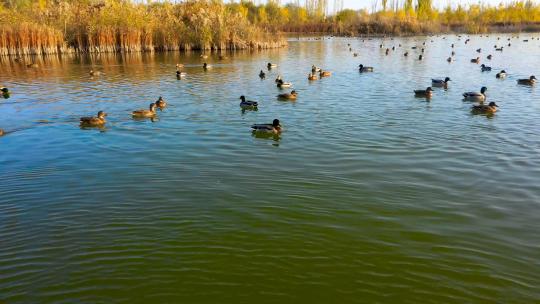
<box><xmin>1</xmin><ymin>34</ymin><xmax>540</xmax><ymax>303</ymax></box>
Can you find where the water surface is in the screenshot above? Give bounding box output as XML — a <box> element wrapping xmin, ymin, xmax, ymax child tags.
<box><xmin>1</xmin><ymin>34</ymin><xmax>540</xmax><ymax>303</ymax></box>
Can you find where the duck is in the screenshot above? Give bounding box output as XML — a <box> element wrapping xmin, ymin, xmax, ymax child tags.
<box><xmin>447</xmin><ymin>57</ymin><xmax>453</xmax><ymax>62</ymax></box>
<box><xmin>89</xmin><ymin>70</ymin><xmax>102</xmax><ymax>76</ymax></box>
<box><xmin>176</xmin><ymin>63</ymin><xmax>184</xmax><ymax>69</ymax></box>
<box><xmin>80</xmin><ymin>111</ymin><xmax>107</xmax><ymax>127</ymax></box>
<box><xmin>463</xmin><ymin>87</ymin><xmax>487</xmax><ymax>101</ymax></box>
<box><xmin>319</xmin><ymin>71</ymin><xmax>331</xmax><ymax>77</ymax></box>
<box><xmin>311</xmin><ymin>65</ymin><xmax>321</xmax><ymax>73</ymax></box>
<box><xmin>0</xmin><ymin>129</ymin><xmax>4</xmax><ymax>136</ymax></box>
<box><xmin>259</xmin><ymin>70</ymin><xmax>266</xmax><ymax>79</ymax></box>
<box><xmin>451</xmin><ymin>51</ymin><xmax>455</xmax><ymax>56</ymax></box>
<box><xmin>414</xmin><ymin>87</ymin><xmax>433</xmax><ymax>98</ymax></box>
<box><xmin>277</xmin><ymin>79</ymin><xmax>292</xmax><ymax>88</ymax></box>
<box><xmin>267</xmin><ymin>62</ymin><xmax>277</xmax><ymax>69</ymax></box>
<box><xmin>404</xmin><ymin>52</ymin><xmax>409</xmax><ymax>57</ymax></box>
<box><xmin>277</xmin><ymin>90</ymin><xmax>298</xmax><ymax>100</ymax></box>
<box><xmin>517</xmin><ymin>75</ymin><xmax>537</xmax><ymax>85</ymax></box>
<box><xmin>385</xmin><ymin>48</ymin><xmax>389</xmax><ymax>55</ymax></box>
<box><xmin>480</xmin><ymin>64</ymin><xmax>492</xmax><ymax>72</ymax></box>
<box><xmin>239</xmin><ymin>96</ymin><xmax>258</xmax><ymax>108</ymax></box>
<box><xmin>432</xmin><ymin>77</ymin><xmax>451</xmax><ymax>87</ymax></box>
<box><xmin>496</xmin><ymin>70</ymin><xmax>507</xmax><ymax>79</ymax></box>
<box><xmin>471</xmin><ymin>57</ymin><xmax>480</xmax><ymax>63</ymax></box>
<box><xmin>203</xmin><ymin>62</ymin><xmax>212</xmax><ymax>70</ymax></box>
<box><xmin>132</xmin><ymin>103</ymin><xmax>157</xmax><ymax>118</ymax></box>
<box><xmin>176</xmin><ymin>70</ymin><xmax>187</xmax><ymax>78</ymax></box>
<box><xmin>200</xmin><ymin>54</ymin><xmax>208</xmax><ymax>59</ymax></box>
<box><xmin>155</xmin><ymin>96</ymin><xmax>167</xmax><ymax>108</ymax></box>
<box><xmin>308</xmin><ymin>73</ymin><xmax>318</xmax><ymax>81</ymax></box>
<box><xmin>353</xmin><ymin>53</ymin><xmax>358</xmax><ymax>57</ymax></box>
<box><xmin>418</xmin><ymin>55</ymin><xmax>423</xmax><ymax>60</ymax></box>
<box><xmin>495</xmin><ymin>47</ymin><xmax>503</xmax><ymax>51</ymax></box>
<box><xmin>476</xmin><ymin>48</ymin><xmax>482</xmax><ymax>53</ymax></box>
<box><xmin>251</xmin><ymin>119</ymin><xmax>282</xmax><ymax>134</ymax></box>
<box><xmin>487</xmin><ymin>54</ymin><xmax>492</xmax><ymax>60</ymax></box>
<box><xmin>358</xmin><ymin>64</ymin><xmax>373</xmax><ymax>72</ymax></box>
<box><xmin>472</xmin><ymin>102</ymin><xmax>498</xmax><ymax>114</ymax></box>
<box><xmin>275</xmin><ymin>75</ymin><xmax>282</xmax><ymax>83</ymax></box>
<box><xmin>26</xmin><ymin>63</ymin><xmax>39</xmax><ymax>68</ymax></box>
<box><xmin>0</xmin><ymin>87</ymin><xmax>8</xmax><ymax>93</ymax></box>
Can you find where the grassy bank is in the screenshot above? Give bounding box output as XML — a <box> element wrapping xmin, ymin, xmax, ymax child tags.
<box><xmin>0</xmin><ymin>0</ymin><xmax>286</xmax><ymax>56</ymax></box>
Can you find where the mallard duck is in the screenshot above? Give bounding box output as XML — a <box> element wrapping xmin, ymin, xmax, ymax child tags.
<box><xmin>463</xmin><ymin>87</ymin><xmax>487</xmax><ymax>101</ymax></box>
<box><xmin>476</xmin><ymin>48</ymin><xmax>482</xmax><ymax>53</ymax></box>
<box><xmin>176</xmin><ymin>70</ymin><xmax>187</xmax><ymax>78</ymax></box>
<box><xmin>353</xmin><ymin>53</ymin><xmax>358</xmax><ymax>57</ymax></box>
<box><xmin>451</xmin><ymin>51</ymin><xmax>456</xmax><ymax>56</ymax></box>
<box><xmin>251</xmin><ymin>119</ymin><xmax>282</xmax><ymax>134</ymax></box>
<box><xmin>275</xmin><ymin>75</ymin><xmax>282</xmax><ymax>83</ymax></box>
<box><xmin>239</xmin><ymin>96</ymin><xmax>258</xmax><ymax>108</ymax></box>
<box><xmin>267</xmin><ymin>63</ymin><xmax>277</xmax><ymax>69</ymax></box>
<box><xmin>414</xmin><ymin>87</ymin><xmax>433</xmax><ymax>98</ymax></box>
<box><xmin>203</xmin><ymin>63</ymin><xmax>212</xmax><ymax>70</ymax></box>
<box><xmin>495</xmin><ymin>47</ymin><xmax>503</xmax><ymax>51</ymax></box>
<box><xmin>447</xmin><ymin>57</ymin><xmax>453</xmax><ymax>62</ymax></box>
<box><xmin>480</xmin><ymin>64</ymin><xmax>492</xmax><ymax>72</ymax></box>
<box><xmin>472</xmin><ymin>102</ymin><xmax>498</xmax><ymax>114</ymax></box>
<box><xmin>277</xmin><ymin>80</ymin><xmax>292</xmax><ymax>88</ymax></box>
<box><xmin>311</xmin><ymin>65</ymin><xmax>321</xmax><ymax>73</ymax></box>
<box><xmin>200</xmin><ymin>54</ymin><xmax>208</xmax><ymax>59</ymax></box>
<box><xmin>308</xmin><ymin>73</ymin><xmax>318</xmax><ymax>81</ymax></box>
<box><xmin>277</xmin><ymin>90</ymin><xmax>297</xmax><ymax>100</ymax></box>
<box><xmin>80</xmin><ymin>111</ymin><xmax>107</xmax><ymax>127</ymax></box>
<box><xmin>432</xmin><ymin>77</ymin><xmax>451</xmax><ymax>87</ymax></box>
<box><xmin>176</xmin><ymin>63</ymin><xmax>184</xmax><ymax>69</ymax></box>
<box><xmin>0</xmin><ymin>87</ymin><xmax>8</xmax><ymax>93</ymax></box>
<box><xmin>487</xmin><ymin>54</ymin><xmax>492</xmax><ymax>60</ymax></box>
<box><xmin>418</xmin><ymin>55</ymin><xmax>423</xmax><ymax>60</ymax></box>
<box><xmin>385</xmin><ymin>48</ymin><xmax>389</xmax><ymax>55</ymax></box>
<box><xmin>517</xmin><ymin>75</ymin><xmax>536</xmax><ymax>85</ymax></box>
<box><xmin>358</xmin><ymin>64</ymin><xmax>373</xmax><ymax>72</ymax></box>
<box><xmin>89</xmin><ymin>70</ymin><xmax>102</xmax><ymax>76</ymax></box>
<box><xmin>319</xmin><ymin>71</ymin><xmax>331</xmax><ymax>77</ymax></box>
<box><xmin>155</xmin><ymin>96</ymin><xmax>167</xmax><ymax>108</ymax></box>
<box><xmin>132</xmin><ymin>103</ymin><xmax>157</xmax><ymax>118</ymax></box>
<box><xmin>404</xmin><ymin>52</ymin><xmax>409</xmax><ymax>57</ymax></box>
<box><xmin>496</xmin><ymin>70</ymin><xmax>507</xmax><ymax>79</ymax></box>
<box><xmin>259</xmin><ymin>70</ymin><xmax>266</xmax><ymax>79</ymax></box>
<box><xmin>471</xmin><ymin>57</ymin><xmax>480</xmax><ymax>63</ymax></box>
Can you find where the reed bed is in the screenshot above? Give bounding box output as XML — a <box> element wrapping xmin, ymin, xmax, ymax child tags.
<box><xmin>0</xmin><ymin>0</ymin><xmax>286</xmax><ymax>56</ymax></box>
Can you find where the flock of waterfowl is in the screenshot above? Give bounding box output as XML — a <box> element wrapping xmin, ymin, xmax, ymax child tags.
<box><xmin>0</xmin><ymin>34</ymin><xmax>538</xmax><ymax>137</ymax></box>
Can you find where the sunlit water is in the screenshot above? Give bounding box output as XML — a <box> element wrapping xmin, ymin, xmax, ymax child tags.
<box><xmin>1</xmin><ymin>34</ymin><xmax>540</xmax><ymax>303</ymax></box>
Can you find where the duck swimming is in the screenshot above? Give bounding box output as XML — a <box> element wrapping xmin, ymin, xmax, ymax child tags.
<box><xmin>517</xmin><ymin>75</ymin><xmax>536</xmax><ymax>85</ymax></box>
<box><xmin>471</xmin><ymin>57</ymin><xmax>480</xmax><ymax>63</ymax></box>
<box><xmin>480</xmin><ymin>64</ymin><xmax>492</xmax><ymax>72</ymax></box>
<box><xmin>267</xmin><ymin>63</ymin><xmax>277</xmax><ymax>69</ymax></box>
<box><xmin>176</xmin><ymin>70</ymin><xmax>187</xmax><ymax>78</ymax></box>
<box><xmin>311</xmin><ymin>65</ymin><xmax>321</xmax><ymax>73</ymax></box>
<box><xmin>496</xmin><ymin>70</ymin><xmax>507</xmax><ymax>79</ymax></box>
<box><xmin>487</xmin><ymin>54</ymin><xmax>492</xmax><ymax>60</ymax></box>
<box><xmin>203</xmin><ymin>63</ymin><xmax>212</xmax><ymax>70</ymax></box>
<box><xmin>277</xmin><ymin>90</ymin><xmax>298</xmax><ymax>100</ymax></box>
<box><xmin>251</xmin><ymin>119</ymin><xmax>282</xmax><ymax>134</ymax></box>
<box><xmin>132</xmin><ymin>103</ymin><xmax>157</xmax><ymax>118</ymax></box>
<box><xmin>463</xmin><ymin>87</ymin><xmax>487</xmax><ymax>101</ymax></box>
<box><xmin>277</xmin><ymin>80</ymin><xmax>292</xmax><ymax>88</ymax></box>
<box><xmin>472</xmin><ymin>102</ymin><xmax>498</xmax><ymax>114</ymax></box>
<box><xmin>89</xmin><ymin>70</ymin><xmax>102</xmax><ymax>76</ymax></box>
<box><xmin>239</xmin><ymin>96</ymin><xmax>258</xmax><ymax>108</ymax></box>
<box><xmin>308</xmin><ymin>73</ymin><xmax>317</xmax><ymax>81</ymax></box>
<box><xmin>0</xmin><ymin>87</ymin><xmax>8</xmax><ymax>93</ymax></box>
<box><xmin>259</xmin><ymin>70</ymin><xmax>266</xmax><ymax>79</ymax></box>
<box><xmin>432</xmin><ymin>77</ymin><xmax>451</xmax><ymax>87</ymax></box>
<box><xmin>359</xmin><ymin>64</ymin><xmax>374</xmax><ymax>72</ymax></box>
<box><xmin>155</xmin><ymin>96</ymin><xmax>167</xmax><ymax>108</ymax></box>
<box><xmin>447</xmin><ymin>57</ymin><xmax>453</xmax><ymax>62</ymax></box>
<box><xmin>319</xmin><ymin>71</ymin><xmax>331</xmax><ymax>77</ymax></box>
<box><xmin>414</xmin><ymin>87</ymin><xmax>433</xmax><ymax>98</ymax></box>
<box><xmin>80</xmin><ymin>111</ymin><xmax>107</xmax><ymax>127</ymax></box>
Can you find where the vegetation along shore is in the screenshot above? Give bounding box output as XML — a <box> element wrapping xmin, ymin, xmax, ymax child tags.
<box><xmin>1</xmin><ymin>0</ymin><xmax>540</xmax><ymax>56</ymax></box>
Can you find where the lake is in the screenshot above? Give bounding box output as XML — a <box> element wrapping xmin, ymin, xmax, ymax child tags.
<box><xmin>1</xmin><ymin>34</ymin><xmax>539</xmax><ymax>303</ymax></box>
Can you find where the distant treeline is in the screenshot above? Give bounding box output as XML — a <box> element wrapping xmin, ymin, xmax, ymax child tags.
<box><xmin>0</xmin><ymin>0</ymin><xmax>286</xmax><ymax>56</ymax></box>
<box><xmin>236</xmin><ymin>0</ymin><xmax>540</xmax><ymax>35</ymax></box>
<box><xmin>1</xmin><ymin>0</ymin><xmax>540</xmax><ymax>56</ymax></box>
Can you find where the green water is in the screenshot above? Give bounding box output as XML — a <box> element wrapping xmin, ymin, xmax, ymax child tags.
<box><xmin>1</xmin><ymin>34</ymin><xmax>539</xmax><ymax>303</ymax></box>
